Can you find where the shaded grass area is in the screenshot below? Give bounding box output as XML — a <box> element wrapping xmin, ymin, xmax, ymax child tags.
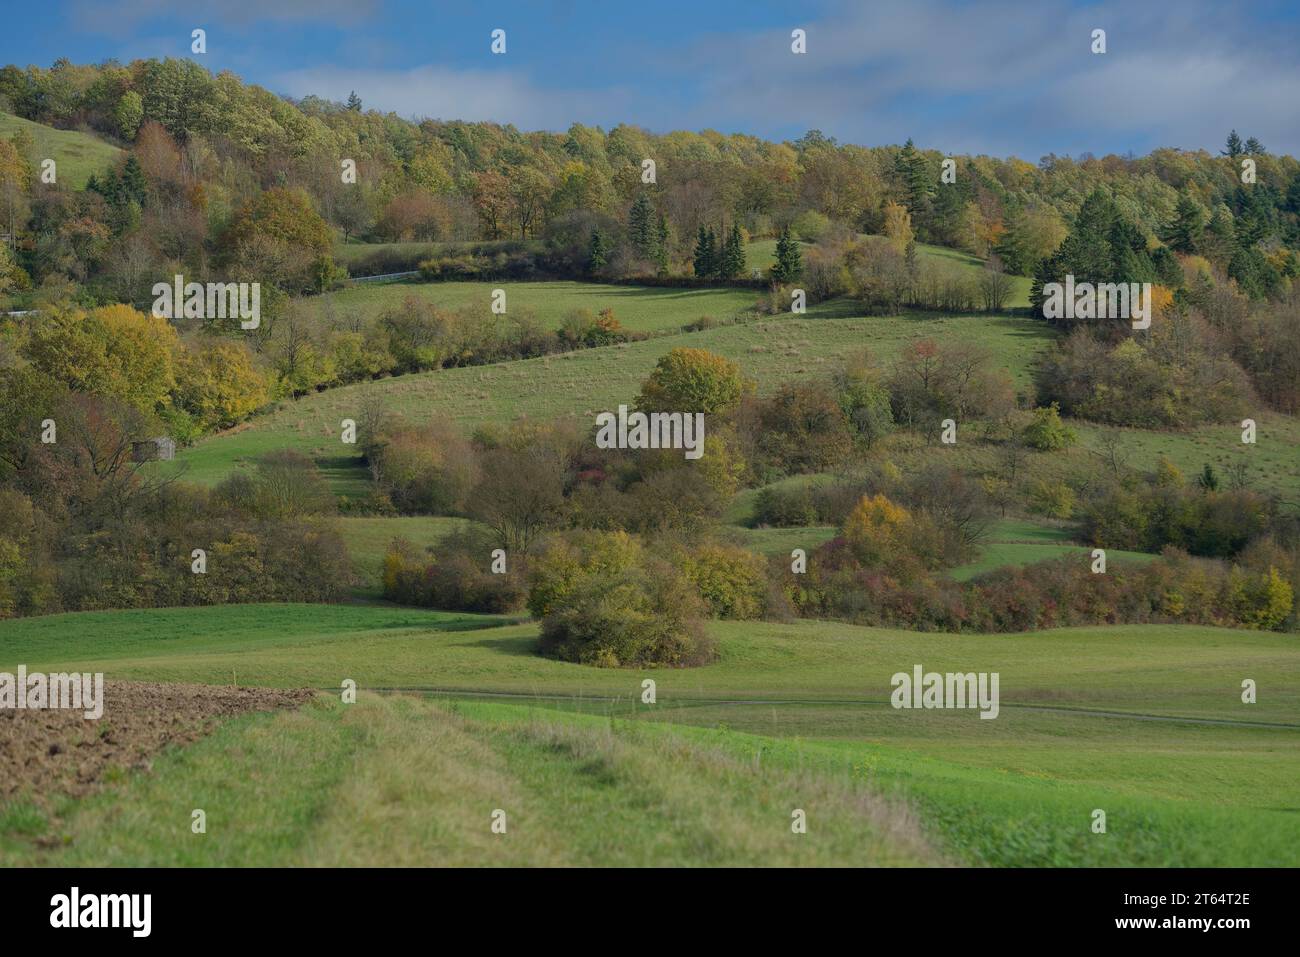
<box><xmin>338</xmin><ymin>516</ymin><xmax>480</xmax><ymax>597</ymax></box>
<box><xmin>948</xmin><ymin>517</ymin><xmax>1157</xmax><ymax>582</ymax></box>
<box><xmin>746</xmin><ymin>239</ymin><xmax>1033</xmax><ymax>309</ymax></box>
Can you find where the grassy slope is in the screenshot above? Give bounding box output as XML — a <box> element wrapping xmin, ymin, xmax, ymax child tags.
<box><xmin>165</xmin><ymin>305</ymin><xmax>1050</xmax><ymax>488</ymax></box>
<box><xmin>948</xmin><ymin>517</ymin><xmax>1158</xmax><ymax>581</ymax></box>
<box><xmin>0</xmin><ymin>112</ymin><xmax>122</xmax><ymax>188</ymax></box>
<box><xmin>338</xmin><ymin>515</ymin><xmax>479</xmax><ymax>597</ymax></box>
<box><xmin>2</xmin><ymin>605</ymin><xmax>1294</xmax><ymax>723</ymax></box>
<box><xmin>747</xmin><ymin>238</ymin><xmax>1034</xmax><ymax>308</ymax></box>
<box><xmin>1</xmin><ymin>605</ymin><xmax>1295</xmax><ymax>866</ymax></box>
<box><xmin>309</xmin><ymin>279</ymin><xmax>759</xmax><ymax>335</ymax></box>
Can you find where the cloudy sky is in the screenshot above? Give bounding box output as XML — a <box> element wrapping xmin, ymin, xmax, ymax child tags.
<box><xmin>4</xmin><ymin>0</ymin><xmax>1299</xmax><ymax>159</ymax></box>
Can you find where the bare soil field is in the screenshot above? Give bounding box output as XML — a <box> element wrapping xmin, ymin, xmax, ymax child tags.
<box><xmin>0</xmin><ymin>681</ymin><xmax>313</xmax><ymax>807</ymax></box>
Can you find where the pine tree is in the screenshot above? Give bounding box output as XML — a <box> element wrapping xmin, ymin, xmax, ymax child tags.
<box><xmin>1164</xmin><ymin>193</ymin><xmax>1205</xmax><ymax>253</ymax></box>
<box><xmin>1200</xmin><ymin>207</ymin><xmax>1238</xmax><ymax>265</ymax></box>
<box><xmin>1223</xmin><ymin>130</ymin><xmax>1244</xmax><ymax>158</ymax></box>
<box><xmin>719</xmin><ymin>224</ymin><xmax>746</xmax><ymax>279</ymax></box>
<box><xmin>587</xmin><ymin>228</ymin><xmax>611</xmax><ymax>273</ymax></box>
<box><xmin>628</xmin><ymin>195</ymin><xmax>655</xmax><ymax>258</ymax></box>
<box><xmin>347</xmin><ymin>91</ymin><xmax>362</xmax><ymax>112</ymax></box>
<box><xmin>654</xmin><ymin>214</ymin><xmax>671</xmax><ymax>276</ymax></box>
<box><xmin>120</xmin><ymin>156</ymin><xmax>147</xmax><ymax>208</ymax></box>
<box><xmin>1245</xmin><ymin>136</ymin><xmax>1266</xmax><ymax>156</ymax></box>
<box><xmin>894</xmin><ymin>138</ymin><xmax>932</xmax><ymax>217</ymax></box>
<box><xmin>693</xmin><ymin>225</ymin><xmax>717</xmax><ymax>278</ymax></box>
<box><xmin>771</xmin><ymin>227</ymin><xmax>802</xmax><ymax>283</ymax></box>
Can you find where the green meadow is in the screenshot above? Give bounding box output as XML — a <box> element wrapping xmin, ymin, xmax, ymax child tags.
<box><xmin>747</xmin><ymin>238</ymin><xmax>1034</xmax><ymax>309</ymax></box>
<box><xmin>948</xmin><ymin>518</ymin><xmax>1159</xmax><ymax>581</ymax></box>
<box><xmin>165</xmin><ymin>302</ymin><xmax>1052</xmax><ymax>488</ymax></box>
<box><xmin>0</xmin><ymin>111</ymin><xmax>123</xmax><ymax>188</ymax></box>
<box><xmin>310</xmin><ymin>279</ymin><xmax>760</xmax><ymax>335</ymax></box>
<box><xmin>1</xmin><ymin>604</ymin><xmax>1295</xmax><ymax>867</ymax></box>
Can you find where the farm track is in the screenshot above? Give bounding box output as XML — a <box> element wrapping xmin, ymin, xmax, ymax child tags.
<box><xmin>334</xmin><ymin>686</ymin><xmax>1300</xmax><ymax>731</ymax></box>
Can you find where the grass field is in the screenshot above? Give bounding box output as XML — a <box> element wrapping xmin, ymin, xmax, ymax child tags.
<box><xmin>948</xmin><ymin>518</ymin><xmax>1159</xmax><ymax>581</ymax></box>
<box><xmin>333</xmin><ymin>239</ymin><xmax>545</xmax><ymax>267</ymax></box>
<box><xmin>0</xmin><ymin>112</ymin><xmax>122</xmax><ymax>188</ymax></box>
<box><xmin>164</xmin><ymin>305</ymin><xmax>1052</xmax><ymax>489</ymax></box>
<box><xmin>2</xmin><ymin>604</ymin><xmax>1296</xmax><ymax>866</ymax></box>
<box><xmin>308</xmin><ymin>279</ymin><xmax>760</xmax><ymax>335</ymax></box>
<box><xmin>747</xmin><ymin>238</ymin><xmax>1034</xmax><ymax>309</ymax></box>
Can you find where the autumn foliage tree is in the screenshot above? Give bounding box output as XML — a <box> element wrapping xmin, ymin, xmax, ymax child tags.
<box><xmin>636</xmin><ymin>347</ymin><xmax>749</xmax><ymax>415</ymax></box>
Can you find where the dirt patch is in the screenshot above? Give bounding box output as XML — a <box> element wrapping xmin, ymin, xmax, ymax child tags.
<box><xmin>0</xmin><ymin>681</ymin><xmax>314</xmax><ymax>808</ymax></box>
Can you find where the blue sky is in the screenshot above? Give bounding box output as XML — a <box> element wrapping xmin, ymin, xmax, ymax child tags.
<box><xmin>3</xmin><ymin>0</ymin><xmax>1299</xmax><ymax>159</ymax></box>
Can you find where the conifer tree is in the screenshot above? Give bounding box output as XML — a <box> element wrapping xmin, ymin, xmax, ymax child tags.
<box><xmin>719</xmin><ymin>224</ymin><xmax>746</xmax><ymax>279</ymax></box>
<box><xmin>771</xmin><ymin>227</ymin><xmax>802</xmax><ymax>283</ymax></box>
<box><xmin>693</xmin><ymin>225</ymin><xmax>717</xmax><ymax>278</ymax></box>
<box><xmin>628</xmin><ymin>194</ymin><xmax>655</xmax><ymax>258</ymax></box>
<box><xmin>894</xmin><ymin>138</ymin><xmax>932</xmax><ymax>216</ymax></box>
<box><xmin>588</xmin><ymin>228</ymin><xmax>611</xmax><ymax>273</ymax></box>
<box><xmin>1164</xmin><ymin>193</ymin><xmax>1205</xmax><ymax>253</ymax></box>
<box><xmin>654</xmin><ymin>214</ymin><xmax>671</xmax><ymax>275</ymax></box>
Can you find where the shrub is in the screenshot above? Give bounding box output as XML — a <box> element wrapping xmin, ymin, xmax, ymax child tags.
<box><xmin>678</xmin><ymin>542</ymin><xmax>768</xmax><ymax>619</ymax></box>
<box><xmin>753</xmin><ymin>484</ymin><xmax>819</xmax><ymax>527</ymax></box>
<box><xmin>381</xmin><ymin>530</ymin><xmax>527</xmax><ymax>613</ymax></box>
<box><xmin>1021</xmin><ymin>403</ymin><xmax>1077</xmax><ymax>451</ymax></box>
<box><xmin>529</xmin><ymin>531</ymin><xmax>715</xmax><ymax>667</ymax></box>
<box><xmin>1028</xmin><ymin>479</ymin><xmax>1076</xmax><ymax>519</ymax></box>
<box><xmin>753</xmin><ymin>382</ymin><xmax>854</xmax><ymax>474</ymax></box>
<box><xmin>367</xmin><ymin>417</ymin><xmax>478</xmax><ymax>515</ymax></box>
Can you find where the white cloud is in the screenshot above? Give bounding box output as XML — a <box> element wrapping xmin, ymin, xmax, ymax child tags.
<box><xmin>275</xmin><ymin>64</ymin><xmax>635</xmax><ymax>130</ymax></box>
<box><xmin>69</xmin><ymin>0</ymin><xmax>380</xmax><ymax>36</ymax></box>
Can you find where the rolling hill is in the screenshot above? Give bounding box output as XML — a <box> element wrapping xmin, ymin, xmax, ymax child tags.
<box><xmin>0</xmin><ymin>112</ymin><xmax>122</xmax><ymax>188</ymax></box>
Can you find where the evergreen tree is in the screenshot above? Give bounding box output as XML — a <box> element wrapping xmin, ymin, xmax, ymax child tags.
<box><xmin>1200</xmin><ymin>207</ymin><xmax>1238</xmax><ymax>265</ymax></box>
<box><xmin>1164</xmin><ymin>193</ymin><xmax>1205</xmax><ymax>253</ymax></box>
<box><xmin>1223</xmin><ymin>130</ymin><xmax>1244</xmax><ymax>158</ymax></box>
<box><xmin>587</xmin><ymin>228</ymin><xmax>611</xmax><ymax>273</ymax></box>
<box><xmin>653</xmin><ymin>214</ymin><xmax>671</xmax><ymax>276</ymax></box>
<box><xmin>120</xmin><ymin>156</ymin><xmax>147</xmax><ymax>208</ymax></box>
<box><xmin>628</xmin><ymin>194</ymin><xmax>655</xmax><ymax>258</ymax></box>
<box><xmin>930</xmin><ymin>167</ymin><xmax>972</xmax><ymax>246</ymax></box>
<box><xmin>719</xmin><ymin>224</ymin><xmax>746</xmax><ymax>279</ymax></box>
<box><xmin>1245</xmin><ymin>136</ymin><xmax>1266</xmax><ymax>155</ymax></box>
<box><xmin>347</xmin><ymin>91</ymin><xmax>362</xmax><ymax>111</ymax></box>
<box><xmin>1031</xmin><ymin>189</ymin><xmax>1164</xmax><ymax>323</ymax></box>
<box><xmin>894</xmin><ymin>138</ymin><xmax>932</xmax><ymax>221</ymax></box>
<box><xmin>693</xmin><ymin>225</ymin><xmax>717</xmax><ymax>278</ymax></box>
<box><xmin>771</xmin><ymin>227</ymin><xmax>802</xmax><ymax>283</ymax></box>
